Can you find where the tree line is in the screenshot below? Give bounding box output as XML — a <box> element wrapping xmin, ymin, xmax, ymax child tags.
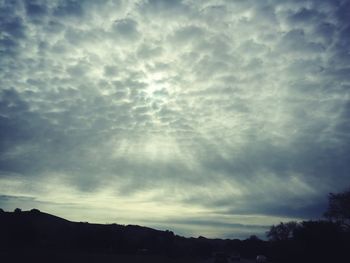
<box><xmin>265</xmin><ymin>188</ymin><xmax>350</xmax><ymax>263</ymax></box>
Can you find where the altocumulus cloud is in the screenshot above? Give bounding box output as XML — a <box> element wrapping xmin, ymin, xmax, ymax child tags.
<box><xmin>0</xmin><ymin>0</ymin><xmax>350</xmax><ymax>239</ymax></box>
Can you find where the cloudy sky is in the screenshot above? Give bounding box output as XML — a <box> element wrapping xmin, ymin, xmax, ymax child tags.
<box><xmin>1</xmin><ymin>0</ymin><xmax>350</xmax><ymax>239</ymax></box>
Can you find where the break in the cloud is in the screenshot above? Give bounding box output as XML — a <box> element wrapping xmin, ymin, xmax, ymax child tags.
<box><xmin>1</xmin><ymin>0</ymin><xmax>350</xmax><ymax>239</ymax></box>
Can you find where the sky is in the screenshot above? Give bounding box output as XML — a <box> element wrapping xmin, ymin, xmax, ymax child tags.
<box><xmin>0</xmin><ymin>0</ymin><xmax>350</xmax><ymax>239</ymax></box>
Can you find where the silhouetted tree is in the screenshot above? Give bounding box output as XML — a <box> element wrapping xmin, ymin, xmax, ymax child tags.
<box><xmin>293</xmin><ymin>220</ymin><xmax>343</xmax><ymax>242</ymax></box>
<box><xmin>14</xmin><ymin>208</ymin><xmax>22</xmax><ymax>213</ymax></box>
<box><xmin>293</xmin><ymin>220</ymin><xmax>346</xmax><ymax>263</ymax></box>
<box><xmin>265</xmin><ymin>190</ymin><xmax>350</xmax><ymax>263</ymax></box>
<box><xmin>324</xmin><ymin>189</ymin><xmax>350</xmax><ymax>229</ymax></box>
<box><xmin>247</xmin><ymin>235</ymin><xmax>260</xmax><ymax>241</ymax></box>
<box><xmin>266</xmin><ymin>221</ymin><xmax>298</xmax><ymax>241</ymax></box>
<box><xmin>241</xmin><ymin>235</ymin><xmax>267</xmax><ymax>259</ymax></box>
<box><xmin>0</xmin><ymin>208</ymin><xmax>4</xmax><ymax>213</ymax></box>
<box><xmin>30</xmin><ymin>208</ymin><xmax>40</xmax><ymax>213</ymax></box>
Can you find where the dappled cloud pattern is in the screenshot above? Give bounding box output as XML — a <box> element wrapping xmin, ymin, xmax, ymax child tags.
<box><xmin>1</xmin><ymin>0</ymin><xmax>350</xmax><ymax>238</ymax></box>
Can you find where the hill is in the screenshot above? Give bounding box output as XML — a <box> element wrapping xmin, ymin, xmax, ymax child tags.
<box><xmin>0</xmin><ymin>209</ymin><xmax>263</xmax><ymax>262</ymax></box>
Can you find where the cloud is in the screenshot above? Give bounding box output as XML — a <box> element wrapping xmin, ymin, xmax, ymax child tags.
<box><xmin>0</xmin><ymin>0</ymin><xmax>350</xmax><ymax>239</ymax></box>
<box><xmin>111</xmin><ymin>18</ymin><xmax>140</xmax><ymax>41</ymax></box>
<box><xmin>53</xmin><ymin>0</ymin><xmax>84</xmax><ymax>18</ymax></box>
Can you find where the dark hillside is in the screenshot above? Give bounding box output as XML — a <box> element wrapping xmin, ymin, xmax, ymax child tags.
<box><xmin>0</xmin><ymin>209</ymin><xmax>258</xmax><ymax>262</ymax></box>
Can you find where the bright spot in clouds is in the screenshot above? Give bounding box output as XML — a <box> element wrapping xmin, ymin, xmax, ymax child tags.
<box><xmin>0</xmin><ymin>0</ymin><xmax>350</xmax><ymax>239</ymax></box>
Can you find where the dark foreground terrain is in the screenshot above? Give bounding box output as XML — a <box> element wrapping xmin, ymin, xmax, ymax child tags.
<box><xmin>1</xmin><ymin>209</ymin><xmax>349</xmax><ymax>263</ymax></box>
<box><xmin>0</xmin><ymin>250</ymin><xmax>201</xmax><ymax>263</ymax></box>
<box><xmin>0</xmin><ymin>209</ymin><xmax>258</xmax><ymax>263</ymax></box>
